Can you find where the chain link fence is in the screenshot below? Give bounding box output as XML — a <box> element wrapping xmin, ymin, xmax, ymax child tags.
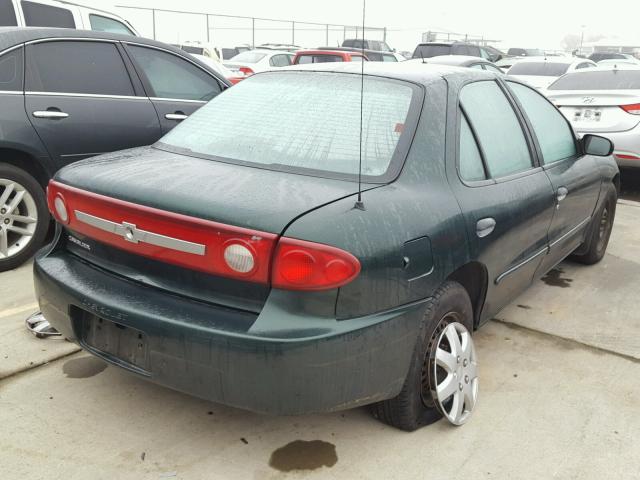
<box><xmin>116</xmin><ymin>6</ymin><xmax>387</xmax><ymax>49</ymax></box>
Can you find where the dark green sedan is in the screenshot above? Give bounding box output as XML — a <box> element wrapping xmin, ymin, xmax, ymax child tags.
<box><xmin>35</xmin><ymin>63</ymin><xmax>619</xmax><ymax>431</ymax></box>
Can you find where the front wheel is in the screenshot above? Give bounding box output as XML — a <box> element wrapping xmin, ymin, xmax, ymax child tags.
<box><xmin>371</xmin><ymin>281</ymin><xmax>478</xmax><ymax>431</ymax></box>
<box><xmin>0</xmin><ymin>164</ymin><xmax>49</xmax><ymax>272</ymax></box>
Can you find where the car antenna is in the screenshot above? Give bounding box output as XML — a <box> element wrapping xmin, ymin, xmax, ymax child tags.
<box><xmin>354</xmin><ymin>0</ymin><xmax>366</xmax><ymax>211</ymax></box>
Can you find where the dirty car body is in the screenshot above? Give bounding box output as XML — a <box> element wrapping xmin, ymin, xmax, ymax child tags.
<box><xmin>34</xmin><ymin>63</ymin><xmax>619</xmax><ymax>418</ymax></box>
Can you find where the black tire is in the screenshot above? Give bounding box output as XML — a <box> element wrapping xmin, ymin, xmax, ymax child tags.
<box><xmin>0</xmin><ymin>163</ymin><xmax>49</xmax><ymax>272</ymax></box>
<box><xmin>572</xmin><ymin>183</ymin><xmax>617</xmax><ymax>265</ymax></box>
<box><xmin>371</xmin><ymin>281</ymin><xmax>474</xmax><ymax>431</ymax></box>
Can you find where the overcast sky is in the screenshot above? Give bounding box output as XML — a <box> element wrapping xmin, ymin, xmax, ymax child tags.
<box><xmin>89</xmin><ymin>0</ymin><xmax>640</xmax><ymax>52</ymax></box>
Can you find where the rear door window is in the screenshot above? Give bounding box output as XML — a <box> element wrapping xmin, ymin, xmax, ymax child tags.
<box><xmin>128</xmin><ymin>45</ymin><xmax>222</xmax><ymax>101</ymax></box>
<box><xmin>21</xmin><ymin>0</ymin><xmax>75</xmax><ymax>28</ymax></box>
<box><xmin>0</xmin><ymin>0</ymin><xmax>17</xmax><ymax>26</ymax></box>
<box><xmin>508</xmin><ymin>82</ymin><xmax>576</xmax><ymax>164</ymax></box>
<box><xmin>459</xmin><ymin>114</ymin><xmax>487</xmax><ymax>181</ymax></box>
<box><xmin>0</xmin><ymin>47</ymin><xmax>23</xmax><ymax>91</ymax></box>
<box><xmin>89</xmin><ymin>14</ymin><xmax>134</xmax><ymax>35</ymax></box>
<box><xmin>461</xmin><ymin>81</ymin><xmax>533</xmax><ymax>178</ymax></box>
<box><xmin>26</xmin><ymin>41</ymin><xmax>134</xmax><ymax>96</ymax></box>
<box><xmin>296</xmin><ymin>54</ymin><xmax>343</xmax><ymax>64</ymax></box>
<box><xmin>269</xmin><ymin>54</ymin><xmax>291</xmax><ymax>67</ymax></box>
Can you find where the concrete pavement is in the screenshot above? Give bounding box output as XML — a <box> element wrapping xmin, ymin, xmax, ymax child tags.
<box><xmin>0</xmin><ymin>201</ymin><xmax>639</xmax><ymax>479</ymax></box>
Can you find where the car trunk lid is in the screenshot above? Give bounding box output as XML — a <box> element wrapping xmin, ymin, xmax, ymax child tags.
<box><xmin>53</xmin><ymin>146</ymin><xmax>369</xmax><ymax>312</ymax></box>
<box><xmin>549</xmin><ymin>91</ymin><xmax>640</xmax><ymax>133</ymax></box>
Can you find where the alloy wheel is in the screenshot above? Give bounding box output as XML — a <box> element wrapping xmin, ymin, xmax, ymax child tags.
<box><xmin>0</xmin><ymin>179</ymin><xmax>39</xmax><ymax>260</ymax></box>
<box><xmin>423</xmin><ymin>317</ymin><xmax>478</xmax><ymax>426</ymax></box>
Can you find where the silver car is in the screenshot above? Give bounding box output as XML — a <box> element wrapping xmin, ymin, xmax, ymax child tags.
<box><xmin>507</xmin><ymin>57</ymin><xmax>597</xmax><ymax>90</ymax></box>
<box><xmin>546</xmin><ymin>65</ymin><xmax>640</xmax><ymax>169</ymax></box>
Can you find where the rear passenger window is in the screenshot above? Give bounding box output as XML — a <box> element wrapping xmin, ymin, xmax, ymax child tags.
<box><xmin>26</xmin><ymin>41</ymin><xmax>134</xmax><ymax>96</ymax></box>
<box><xmin>508</xmin><ymin>82</ymin><xmax>577</xmax><ymax>164</ymax></box>
<box><xmin>128</xmin><ymin>45</ymin><xmax>222</xmax><ymax>101</ymax></box>
<box><xmin>0</xmin><ymin>47</ymin><xmax>23</xmax><ymax>91</ymax></box>
<box><xmin>459</xmin><ymin>114</ymin><xmax>486</xmax><ymax>181</ymax></box>
<box><xmin>0</xmin><ymin>0</ymin><xmax>17</xmax><ymax>26</ymax></box>
<box><xmin>269</xmin><ymin>54</ymin><xmax>291</xmax><ymax>68</ymax></box>
<box><xmin>461</xmin><ymin>81</ymin><xmax>533</xmax><ymax>178</ymax></box>
<box><xmin>21</xmin><ymin>1</ymin><xmax>75</xmax><ymax>28</ymax></box>
<box><xmin>89</xmin><ymin>14</ymin><xmax>134</xmax><ymax>35</ymax></box>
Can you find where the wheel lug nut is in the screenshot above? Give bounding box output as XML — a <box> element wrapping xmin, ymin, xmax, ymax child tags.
<box><xmin>463</xmin><ymin>359</ymin><xmax>468</xmax><ymax>367</ymax></box>
<box><xmin>0</xmin><ymin>208</ymin><xmax>5</xmax><ymax>214</ymax></box>
<box><xmin>465</xmin><ymin>375</ymin><xmax>469</xmax><ymax>384</ymax></box>
<box><xmin>458</xmin><ymin>383</ymin><xmax>463</xmax><ymax>391</ymax></box>
<box><xmin>3</xmin><ymin>219</ymin><xmax>9</xmax><ymax>225</ymax></box>
<box><xmin>457</xmin><ymin>356</ymin><xmax>461</xmax><ymax>364</ymax></box>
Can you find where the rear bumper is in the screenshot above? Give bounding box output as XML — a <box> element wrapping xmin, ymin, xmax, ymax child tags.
<box><xmin>34</xmin><ymin>248</ymin><xmax>425</xmax><ymax>415</ymax></box>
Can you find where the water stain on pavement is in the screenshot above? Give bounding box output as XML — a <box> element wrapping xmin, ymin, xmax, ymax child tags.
<box><xmin>63</xmin><ymin>356</ymin><xmax>107</xmax><ymax>378</ymax></box>
<box><xmin>269</xmin><ymin>440</ymin><xmax>338</xmax><ymax>472</ymax></box>
<box><xmin>542</xmin><ymin>268</ymin><xmax>573</xmax><ymax>288</ymax></box>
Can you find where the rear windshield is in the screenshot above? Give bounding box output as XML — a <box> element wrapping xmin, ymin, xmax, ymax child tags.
<box><xmin>549</xmin><ymin>70</ymin><xmax>640</xmax><ymax>90</ymax></box>
<box><xmin>509</xmin><ymin>62</ymin><xmax>570</xmax><ymax>76</ymax></box>
<box><xmin>296</xmin><ymin>54</ymin><xmax>343</xmax><ymax>64</ymax></box>
<box><xmin>158</xmin><ymin>72</ymin><xmax>417</xmax><ymax>181</ymax></box>
<box><xmin>181</xmin><ymin>46</ymin><xmax>204</xmax><ymax>55</ymax></box>
<box><xmin>412</xmin><ymin>44</ymin><xmax>451</xmax><ymax>59</ymax></box>
<box><xmin>229</xmin><ymin>51</ymin><xmax>266</xmax><ymax>63</ymax></box>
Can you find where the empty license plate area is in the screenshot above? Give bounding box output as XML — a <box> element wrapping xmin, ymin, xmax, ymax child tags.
<box><xmin>77</xmin><ymin>310</ymin><xmax>150</xmax><ymax>374</ymax></box>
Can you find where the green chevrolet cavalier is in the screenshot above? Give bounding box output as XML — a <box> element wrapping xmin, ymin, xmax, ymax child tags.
<box><xmin>34</xmin><ymin>63</ymin><xmax>619</xmax><ymax>431</ymax></box>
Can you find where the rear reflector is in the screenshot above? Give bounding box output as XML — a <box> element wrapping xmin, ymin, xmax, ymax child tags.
<box><xmin>272</xmin><ymin>238</ymin><xmax>361</xmax><ymax>291</ymax></box>
<box><xmin>239</xmin><ymin>67</ymin><xmax>254</xmax><ymax>76</ymax></box>
<box><xmin>620</xmin><ymin>103</ymin><xmax>640</xmax><ymax>115</ymax></box>
<box><xmin>47</xmin><ymin>181</ymin><xmax>361</xmax><ymax>290</ymax></box>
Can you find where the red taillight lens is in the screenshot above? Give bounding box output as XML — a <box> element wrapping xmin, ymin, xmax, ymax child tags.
<box><xmin>272</xmin><ymin>238</ymin><xmax>360</xmax><ymax>291</ymax></box>
<box><xmin>239</xmin><ymin>67</ymin><xmax>254</xmax><ymax>76</ymax></box>
<box><xmin>620</xmin><ymin>103</ymin><xmax>640</xmax><ymax>115</ymax></box>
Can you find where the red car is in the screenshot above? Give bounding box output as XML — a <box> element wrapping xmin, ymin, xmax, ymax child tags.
<box><xmin>293</xmin><ymin>50</ymin><xmax>368</xmax><ymax>65</ymax></box>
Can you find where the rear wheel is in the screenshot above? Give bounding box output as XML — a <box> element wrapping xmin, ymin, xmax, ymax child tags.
<box><xmin>371</xmin><ymin>281</ymin><xmax>478</xmax><ymax>431</ymax></box>
<box><xmin>0</xmin><ymin>164</ymin><xmax>49</xmax><ymax>272</ymax></box>
<box><xmin>572</xmin><ymin>183</ymin><xmax>616</xmax><ymax>265</ymax></box>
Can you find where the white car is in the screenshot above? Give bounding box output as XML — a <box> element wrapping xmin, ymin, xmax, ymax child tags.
<box><xmin>597</xmin><ymin>58</ymin><xmax>640</xmax><ymax>68</ymax></box>
<box><xmin>223</xmin><ymin>49</ymin><xmax>295</xmax><ymax>78</ymax></box>
<box><xmin>0</xmin><ymin>0</ymin><xmax>138</xmax><ymax>35</ymax></box>
<box><xmin>545</xmin><ymin>65</ymin><xmax>640</xmax><ymax>169</ymax></box>
<box><xmin>190</xmin><ymin>53</ymin><xmax>235</xmax><ymax>82</ymax></box>
<box><xmin>507</xmin><ymin>57</ymin><xmax>597</xmax><ymax>90</ymax></box>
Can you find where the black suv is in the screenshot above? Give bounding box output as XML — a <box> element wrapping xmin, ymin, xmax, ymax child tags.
<box><xmin>0</xmin><ymin>27</ymin><xmax>230</xmax><ymax>271</ymax></box>
<box><xmin>412</xmin><ymin>41</ymin><xmax>498</xmax><ymax>61</ymax></box>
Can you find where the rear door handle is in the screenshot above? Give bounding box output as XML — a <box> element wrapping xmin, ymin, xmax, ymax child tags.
<box><xmin>165</xmin><ymin>113</ymin><xmax>188</xmax><ymax>121</ymax></box>
<box><xmin>33</xmin><ymin>111</ymin><xmax>69</xmax><ymax>119</ymax></box>
<box><xmin>557</xmin><ymin>187</ymin><xmax>569</xmax><ymax>203</ymax></box>
<box><xmin>476</xmin><ymin>218</ymin><xmax>496</xmax><ymax>238</ymax></box>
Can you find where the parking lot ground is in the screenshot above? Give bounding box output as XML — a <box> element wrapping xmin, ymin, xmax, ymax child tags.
<box><xmin>0</xmin><ymin>200</ymin><xmax>639</xmax><ymax>479</ymax></box>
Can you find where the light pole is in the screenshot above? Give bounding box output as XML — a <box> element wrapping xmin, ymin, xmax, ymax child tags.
<box><xmin>579</xmin><ymin>25</ymin><xmax>586</xmax><ymax>53</ymax></box>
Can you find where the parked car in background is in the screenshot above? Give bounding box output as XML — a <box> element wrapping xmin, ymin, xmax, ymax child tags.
<box><xmin>0</xmin><ymin>0</ymin><xmax>137</xmax><ymax>34</ymax></box>
<box><xmin>257</xmin><ymin>43</ymin><xmax>301</xmax><ymax>53</ymax></box>
<box><xmin>546</xmin><ymin>65</ymin><xmax>640</xmax><ymax>169</ymax></box>
<box><xmin>588</xmin><ymin>52</ymin><xmax>637</xmax><ymax>63</ymax></box>
<box><xmin>341</xmin><ymin>38</ymin><xmax>393</xmax><ymax>52</ymax></box>
<box><xmin>293</xmin><ymin>49</ymin><xmax>367</xmax><ymax>64</ymax></box>
<box><xmin>0</xmin><ymin>27</ymin><xmax>230</xmax><ymax>271</ymax></box>
<box><xmin>507</xmin><ymin>47</ymin><xmax>544</xmax><ymax>57</ymax></box>
<box><xmin>318</xmin><ymin>46</ymin><xmax>397</xmax><ymax>62</ymax></box>
<box><xmin>36</xmin><ymin>63</ymin><xmax>617</xmax><ymax>433</ymax></box>
<box><xmin>597</xmin><ymin>58</ymin><xmax>640</xmax><ymax>67</ymax></box>
<box><xmin>220</xmin><ymin>45</ymin><xmax>250</xmax><ymax>60</ymax></box>
<box><xmin>417</xmin><ymin>55</ymin><xmax>504</xmax><ymax>74</ymax></box>
<box><xmin>412</xmin><ymin>41</ymin><xmax>498</xmax><ymax>62</ymax></box>
<box><xmin>507</xmin><ymin>57</ymin><xmax>597</xmax><ymax>89</ymax></box>
<box><xmin>176</xmin><ymin>41</ymin><xmax>221</xmax><ymax>61</ymax></box>
<box><xmin>190</xmin><ymin>53</ymin><xmax>238</xmax><ymax>84</ymax></box>
<box><xmin>224</xmin><ymin>49</ymin><xmax>294</xmax><ymax>79</ymax></box>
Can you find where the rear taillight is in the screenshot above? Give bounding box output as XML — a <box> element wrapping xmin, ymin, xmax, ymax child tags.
<box><xmin>272</xmin><ymin>238</ymin><xmax>361</xmax><ymax>291</ymax></box>
<box><xmin>239</xmin><ymin>67</ymin><xmax>254</xmax><ymax>76</ymax></box>
<box><xmin>620</xmin><ymin>103</ymin><xmax>640</xmax><ymax>115</ymax></box>
<box><xmin>47</xmin><ymin>181</ymin><xmax>361</xmax><ymax>291</ymax></box>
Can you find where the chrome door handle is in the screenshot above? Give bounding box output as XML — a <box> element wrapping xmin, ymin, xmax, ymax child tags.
<box><xmin>476</xmin><ymin>218</ymin><xmax>496</xmax><ymax>238</ymax></box>
<box><xmin>165</xmin><ymin>113</ymin><xmax>188</xmax><ymax>121</ymax></box>
<box><xmin>557</xmin><ymin>187</ymin><xmax>569</xmax><ymax>203</ymax></box>
<box><xmin>32</xmin><ymin>111</ymin><xmax>69</xmax><ymax>119</ymax></box>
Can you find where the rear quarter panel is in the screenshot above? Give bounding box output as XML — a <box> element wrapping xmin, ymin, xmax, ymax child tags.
<box><xmin>281</xmin><ymin>79</ymin><xmax>471</xmax><ymax>319</ymax></box>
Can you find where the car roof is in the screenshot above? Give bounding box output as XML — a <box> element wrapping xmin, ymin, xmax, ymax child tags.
<box><xmin>0</xmin><ymin>27</ymin><xmax>171</xmax><ymax>53</ymax></box>
<box><xmin>295</xmin><ymin>49</ymin><xmax>363</xmax><ymax>56</ymax></box>
<box><xmin>512</xmin><ymin>56</ymin><xmax>593</xmax><ymax>65</ymax></box>
<box><xmin>415</xmin><ymin>41</ymin><xmax>474</xmax><ymax>47</ymax></box>
<box><xmin>418</xmin><ymin>55</ymin><xmax>489</xmax><ymax>67</ymax></box>
<box><xmin>281</xmin><ymin>61</ymin><xmax>495</xmax><ymax>86</ymax></box>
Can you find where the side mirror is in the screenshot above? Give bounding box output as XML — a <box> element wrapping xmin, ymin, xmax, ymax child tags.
<box><xmin>583</xmin><ymin>134</ymin><xmax>614</xmax><ymax>157</ymax></box>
